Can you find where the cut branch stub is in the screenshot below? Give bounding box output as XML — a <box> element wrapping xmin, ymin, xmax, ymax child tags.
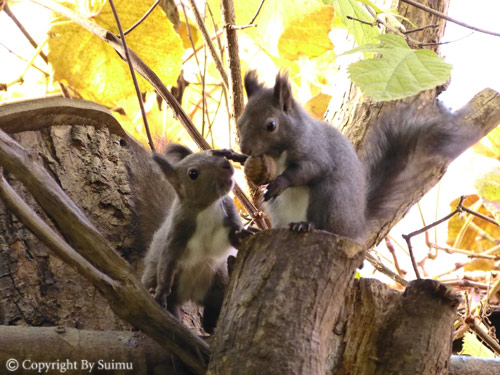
<box><xmin>337</xmin><ymin>278</ymin><xmax>460</xmax><ymax>375</ymax></box>
<box><xmin>208</xmin><ymin>229</ymin><xmax>365</xmax><ymax>375</ymax></box>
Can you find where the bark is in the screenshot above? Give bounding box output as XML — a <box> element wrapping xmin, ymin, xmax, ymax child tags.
<box><xmin>0</xmin><ymin>98</ymin><xmax>142</xmax><ymax>329</ymax></box>
<box><xmin>208</xmin><ymin>229</ymin><xmax>365</xmax><ymax>375</ymax></box>
<box><xmin>449</xmin><ymin>356</ymin><xmax>500</xmax><ymax>375</ymax></box>
<box><xmin>332</xmin><ymin>278</ymin><xmax>460</xmax><ymax>375</ymax></box>
<box><xmin>0</xmin><ymin>326</ymin><xmax>173</xmax><ymax>374</ymax></box>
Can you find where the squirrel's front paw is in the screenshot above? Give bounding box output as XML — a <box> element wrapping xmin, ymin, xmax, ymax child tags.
<box><xmin>289</xmin><ymin>221</ymin><xmax>315</xmax><ymax>232</ymax></box>
<box><xmin>230</xmin><ymin>227</ymin><xmax>259</xmax><ymax>247</ymax></box>
<box><xmin>212</xmin><ymin>149</ymin><xmax>248</xmax><ymax>164</ymax></box>
<box><xmin>264</xmin><ymin>175</ymin><xmax>289</xmax><ymax>201</ymax></box>
<box><xmin>153</xmin><ymin>286</ymin><xmax>171</xmax><ymax>307</ymax></box>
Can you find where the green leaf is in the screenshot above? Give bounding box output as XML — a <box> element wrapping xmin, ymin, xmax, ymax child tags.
<box><xmin>461</xmin><ymin>332</ymin><xmax>495</xmax><ymax>358</ymax></box>
<box><xmin>48</xmin><ymin>0</ymin><xmax>184</xmax><ymax>107</ymax></box>
<box><xmin>347</xmin><ymin>34</ymin><xmax>452</xmax><ymax>101</ymax></box>
<box><xmin>331</xmin><ymin>0</ymin><xmax>379</xmax><ymax>46</ymax></box>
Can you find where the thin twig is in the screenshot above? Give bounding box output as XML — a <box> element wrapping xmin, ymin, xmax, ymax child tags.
<box><xmin>400</xmin><ymin>0</ymin><xmax>500</xmax><ymax>37</ymax></box>
<box><xmin>224</xmin><ymin>0</ymin><xmax>266</xmax><ymax>30</ymax></box>
<box><xmin>123</xmin><ymin>0</ymin><xmax>160</xmax><ymax>36</ymax></box>
<box><xmin>187</xmin><ymin>0</ymin><xmax>229</xmax><ymax>90</ymax></box>
<box><xmin>466</xmin><ymin>317</ymin><xmax>500</xmax><ymax>356</ymax></box>
<box><xmin>365</xmin><ymin>252</ymin><xmax>408</xmax><ymax>287</ymax></box>
<box><xmin>221</xmin><ymin>0</ymin><xmax>244</xmax><ymax>119</ymax></box>
<box><xmin>0</xmin><ymin>41</ymin><xmax>48</xmax><ymax>76</ymax></box>
<box><xmin>462</xmin><ymin>205</ymin><xmax>500</xmax><ymax>227</ymax></box>
<box><xmin>180</xmin><ymin>2</ymin><xmax>209</xmax><ymax>140</ymax></box>
<box><xmin>471</xmin><ymin>271</ymin><xmax>500</xmax><ymax>317</ymax></box>
<box><xmin>385</xmin><ymin>237</ymin><xmax>407</xmax><ymax>277</ymax></box>
<box><xmin>248</xmin><ymin>0</ymin><xmax>266</xmax><ymax>25</ymax></box>
<box><xmin>346</xmin><ymin>15</ymin><xmax>374</xmax><ymax>27</ymax></box>
<box><xmin>402</xmin><ymin>23</ymin><xmax>439</xmax><ymax>34</ymax></box>
<box><xmin>402</xmin><ymin>196</ymin><xmax>466</xmax><ymax>279</ymax></box>
<box><xmin>5</xmin><ymin>35</ymin><xmax>49</xmax><ymax>89</ymax></box>
<box><xmin>4</xmin><ymin>2</ymin><xmax>70</xmax><ymax>97</ymax></box>
<box><xmin>225</xmin><ymin>24</ymin><xmax>257</xmax><ymax>31</ymax></box>
<box><xmin>108</xmin><ymin>0</ymin><xmax>155</xmax><ymax>152</ymax></box>
<box><xmin>4</xmin><ymin>3</ymin><xmax>49</xmax><ymax>64</ymax></box>
<box><xmin>429</xmin><ymin>243</ymin><xmax>500</xmax><ymax>260</ymax></box>
<box><xmin>441</xmin><ymin>279</ymin><xmax>489</xmax><ymax>290</ymax></box>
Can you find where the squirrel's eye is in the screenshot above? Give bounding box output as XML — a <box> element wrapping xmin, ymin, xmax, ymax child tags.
<box><xmin>188</xmin><ymin>168</ymin><xmax>199</xmax><ymax>180</ymax></box>
<box><xmin>266</xmin><ymin>120</ymin><xmax>277</xmax><ymax>132</ymax></box>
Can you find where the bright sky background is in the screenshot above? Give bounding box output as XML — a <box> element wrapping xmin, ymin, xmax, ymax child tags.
<box><xmin>439</xmin><ymin>0</ymin><xmax>500</xmax><ymax>110</ymax></box>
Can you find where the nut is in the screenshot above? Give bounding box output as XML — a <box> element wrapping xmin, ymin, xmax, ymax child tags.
<box><xmin>244</xmin><ymin>154</ymin><xmax>277</xmax><ymax>185</ymax></box>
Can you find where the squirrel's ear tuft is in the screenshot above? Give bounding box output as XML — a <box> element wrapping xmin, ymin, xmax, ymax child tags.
<box><xmin>164</xmin><ymin>143</ymin><xmax>193</xmax><ymax>163</ymax></box>
<box><xmin>273</xmin><ymin>71</ymin><xmax>293</xmax><ymax>113</ymax></box>
<box><xmin>244</xmin><ymin>70</ymin><xmax>264</xmax><ymax>98</ymax></box>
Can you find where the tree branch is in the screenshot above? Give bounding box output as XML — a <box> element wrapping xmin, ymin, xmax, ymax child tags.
<box><xmin>187</xmin><ymin>0</ymin><xmax>229</xmax><ymax>90</ymax></box>
<box><xmin>400</xmin><ymin>0</ymin><xmax>500</xmax><ymax>37</ymax></box>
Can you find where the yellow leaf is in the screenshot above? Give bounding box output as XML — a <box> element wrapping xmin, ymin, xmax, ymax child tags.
<box><xmin>208</xmin><ymin>0</ymin><xmax>326</xmax><ymax>57</ymax></box>
<box><xmin>305</xmin><ymin>92</ymin><xmax>331</xmax><ymax>120</ymax></box>
<box><xmin>278</xmin><ymin>5</ymin><xmax>334</xmax><ymax>60</ymax></box>
<box><xmin>177</xmin><ymin>20</ymin><xmax>201</xmax><ymax>49</ymax></box>
<box><xmin>447</xmin><ymin>195</ymin><xmax>500</xmax><ymax>272</ymax></box>
<box><xmin>48</xmin><ymin>0</ymin><xmax>184</xmax><ymax>107</ymax></box>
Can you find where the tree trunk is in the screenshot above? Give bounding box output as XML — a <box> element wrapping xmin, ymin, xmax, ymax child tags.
<box><xmin>334</xmin><ymin>278</ymin><xmax>460</xmax><ymax>375</ymax></box>
<box><xmin>208</xmin><ymin>229</ymin><xmax>364</xmax><ymax>374</ymax></box>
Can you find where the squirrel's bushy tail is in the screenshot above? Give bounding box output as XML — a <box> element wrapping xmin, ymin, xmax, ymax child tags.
<box><xmin>361</xmin><ymin>105</ymin><xmax>481</xmax><ymax>227</ymax></box>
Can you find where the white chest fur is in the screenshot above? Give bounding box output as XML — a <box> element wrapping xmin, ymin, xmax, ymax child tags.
<box><xmin>184</xmin><ymin>201</ymin><xmax>233</xmax><ymax>266</ymax></box>
<box><xmin>265</xmin><ymin>151</ymin><xmax>309</xmax><ymax>227</ymax></box>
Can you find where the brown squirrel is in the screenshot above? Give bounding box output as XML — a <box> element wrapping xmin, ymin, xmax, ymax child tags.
<box><xmin>235</xmin><ymin>70</ymin><xmax>480</xmax><ymax>243</ymax></box>
<box><xmin>140</xmin><ymin>144</ymin><xmax>245</xmax><ymax>334</ymax></box>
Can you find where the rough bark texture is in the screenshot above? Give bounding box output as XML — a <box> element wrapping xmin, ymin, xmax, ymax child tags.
<box><xmin>0</xmin><ymin>326</ymin><xmax>173</xmax><ymax>374</ymax></box>
<box><xmin>449</xmin><ymin>356</ymin><xmax>500</xmax><ymax>375</ymax></box>
<box><xmin>332</xmin><ymin>278</ymin><xmax>460</xmax><ymax>375</ymax></box>
<box><xmin>1</xmin><ymin>124</ymin><xmax>137</xmax><ymax>329</ymax></box>
<box><xmin>208</xmin><ymin>229</ymin><xmax>365</xmax><ymax>375</ymax></box>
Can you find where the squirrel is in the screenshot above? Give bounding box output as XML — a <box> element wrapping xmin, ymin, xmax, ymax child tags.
<box><xmin>236</xmin><ymin>70</ymin><xmax>480</xmax><ymax>243</ymax></box>
<box><xmin>141</xmin><ymin>144</ymin><xmax>245</xmax><ymax>334</ymax></box>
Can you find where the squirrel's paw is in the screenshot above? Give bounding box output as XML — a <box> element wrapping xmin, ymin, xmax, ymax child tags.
<box><xmin>153</xmin><ymin>286</ymin><xmax>171</xmax><ymax>307</ymax></box>
<box><xmin>212</xmin><ymin>149</ymin><xmax>248</xmax><ymax>164</ymax></box>
<box><xmin>289</xmin><ymin>221</ymin><xmax>315</xmax><ymax>233</ymax></box>
<box><xmin>264</xmin><ymin>175</ymin><xmax>289</xmax><ymax>201</ymax></box>
<box><xmin>230</xmin><ymin>227</ymin><xmax>257</xmax><ymax>247</ymax></box>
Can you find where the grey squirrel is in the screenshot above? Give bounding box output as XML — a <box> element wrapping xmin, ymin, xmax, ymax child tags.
<box><xmin>141</xmin><ymin>144</ymin><xmax>245</xmax><ymax>334</ymax></box>
<box><xmin>236</xmin><ymin>70</ymin><xmax>480</xmax><ymax>243</ymax></box>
